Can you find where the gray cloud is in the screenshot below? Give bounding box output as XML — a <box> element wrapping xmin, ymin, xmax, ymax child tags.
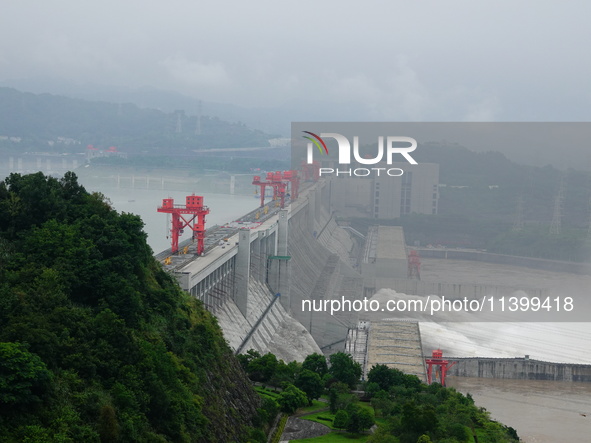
<box><xmin>1</xmin><ymin>1</ymin><xmax>590</xmax><ymax>120</ymax></box>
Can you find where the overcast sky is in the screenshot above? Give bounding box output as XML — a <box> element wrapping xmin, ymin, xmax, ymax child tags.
<box><xmin>1</xmin><ymin>1</ymin><xmax>590</xmax><ymax>123</ymax></box>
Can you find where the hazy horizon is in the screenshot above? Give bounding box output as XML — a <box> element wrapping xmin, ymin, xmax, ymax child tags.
<box><xmin>2</xmin><ymin>1</ymin><xmax>590</xmax><ymax>122</ymax></box>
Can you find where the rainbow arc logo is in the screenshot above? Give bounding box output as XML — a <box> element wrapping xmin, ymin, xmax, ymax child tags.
<box><xmin>302</xmin><ymin>131</ymin><xmax>328</xmax><ymax>155</ymax></box>
<box><xmin>299</xmin><ymin>130</ymin><xmax>417</xmax><ymax>177</ymax></box>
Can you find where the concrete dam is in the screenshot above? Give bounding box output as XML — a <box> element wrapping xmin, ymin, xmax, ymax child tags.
<box><xmin>155</xmin><ymin>178</ymin><xmax>590</xmax><ymax>385</ymax></box>
<box><xmin>157</xmin><ymin>180</ymin><xmax>364</xmax><ymax>362</ymax></box>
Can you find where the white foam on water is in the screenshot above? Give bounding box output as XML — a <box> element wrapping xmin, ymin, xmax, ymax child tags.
<box><xmin>370</xmin><ymin>288</ymin><xmax>591</xmax><ymax>364</ymax></box>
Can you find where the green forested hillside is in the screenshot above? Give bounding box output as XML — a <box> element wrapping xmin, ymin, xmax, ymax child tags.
<box><xmin>0</xmin><ymin>172</ymin><xmax>261</xmax><ymax>442</ymax></box>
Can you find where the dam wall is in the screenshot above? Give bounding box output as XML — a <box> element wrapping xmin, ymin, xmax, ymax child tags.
<box><xmin>315</xmin><ymin>211</ymin><xmax>357</xmax><ymax>261</ymax></box>
<box><xmin>169</xmin><ymin>180</ymin><xmax>364</xmax><ymax>359</ymax></box>
<box><xmin>286</xmin><ymin>199</ymin><xmax>364</xmax><ymax>350</ymax></box>
<box><xmin>448</xmin><ymin>357</ymin><xmax>591</xmax><ymax>382</ymax></box>
<box><xmin>211</xmin><ymin>279</ymin><xmax>321</xmax><ymax>362</ymax></box>
<box><xmin>417</xmin><ymin>248</ymin><xmax>591</xmax><ymax>275</ymax></box>
<box><xmin>386</xmin><ymin>278</ymin><xmax>547</xmax><ymax>299</ymax></box>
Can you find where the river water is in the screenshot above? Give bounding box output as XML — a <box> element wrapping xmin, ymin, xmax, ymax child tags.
<box><xmin>446</xmin><ymin>377</ymin><xmax>591</xmax><ymax>442</ymax></box>
<box><xmin>415</xmin><ymin>258</ymin><xmax>591</xmax><ymax>442</ymax></box>
<box><xmin>80</xmin><ymin>182</ymin><xmax>259</xmax><ymax>254</ymax></box>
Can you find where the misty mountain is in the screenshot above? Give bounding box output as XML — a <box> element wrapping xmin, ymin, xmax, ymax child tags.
<box><xmin>0</xmin><ymin>78</ymin><xmax>295</xmax><ymax>135</ymax></box>
<box><xmin>0</xmin><ymin>78</ymin><xmax>398</xmax><ymax>137</ymax></box>
<box><xmin>0</xmin><ymin>87</ymin><xmax>277</xmax><ymax>153</ymax></box>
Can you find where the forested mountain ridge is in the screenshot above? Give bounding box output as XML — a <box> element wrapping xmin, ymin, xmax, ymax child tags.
<box><xmin>0</xmin><ymin>87</ymin><xmax>275</xmax><ymax>153</ymax></box>
<box><xmin>0</xmin><ymin>172</ymin><xmax>261</xmax><ymax>442</ymax></box>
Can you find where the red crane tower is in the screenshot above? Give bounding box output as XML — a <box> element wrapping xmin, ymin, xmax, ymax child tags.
<box><xmin>157</xmin><ymin>195</ymin><xmax>210</xmax><ymax>255</ymax></box>
<box><xmin>252</xmin><ymin>175</ymin><xmax>269</xmax><ymax>208</ymax></box>
<box><xmin>252</xmin><ymin>172</ymin><xmax>289</xmax><ymax>208</ymax></box>
<box><xmin>407</xmin><ymin>250</ymin><xmax>421</xmax><ymax>280</ymax></box>
<box><xmin>269</xmin><ymin>171</ymin><xmax>288</xmax><ymax>208</ymax></box>
<box><xmin>425</xmin><ymin>349</ymin><xmax>456</xmax><ymax>386</ymax></box>
<box><xmin>282</xmin><ymin>170</ymin><xmax>300</xmax><ymax>200</ymax></box>
<box><xmin>301</xmin><ymin>160</ymin><xmax>320</xmax><ymax>182</ymax></box>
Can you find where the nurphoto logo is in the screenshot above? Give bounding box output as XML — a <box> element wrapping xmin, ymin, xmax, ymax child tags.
<box><xmin>302</xmin><ymin>131</ymin><xmax>418</xmax><ymax>177</ymax></box>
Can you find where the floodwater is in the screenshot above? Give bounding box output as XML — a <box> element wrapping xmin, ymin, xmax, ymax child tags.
<box><xmin>416</xmin><ymin>258</ymin><xmax>591</xmax><ymax>442</ymax></box>
<box><xmin>446</xmin><ymin>377</ymin><xmax>591</xmax><ymax>442</ymax></box>
<box><xmin>415</xmin><ymin>258</ymin><xmax>591</xmax><ymax>364</ymax></box>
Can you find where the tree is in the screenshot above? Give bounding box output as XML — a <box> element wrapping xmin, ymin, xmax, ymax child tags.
<box><xmin>333</xmin><ymin>410</ymin><xmax>349</xmax><ymax>430</ymax></box>
<box><xmin>255</xmin><ymin>397</ymin><xmax>279</xmax><ymax>427</ymax></box>
<box><xmin>277</xmin><ymin>384</ymin><xmax>308</xmax><ymax>414</ymax></box>
<box><xmin>302</xmin><ymin>353</ymin><xmax>328</xmax><ymax>377</ymax></box>
<box><xmin>328</xmin><ymin>352</ymin><xmax>362</xmax><ymax>389</ymax></box>
<box><xmin>270</xmin><ymin>360</ymin><xmax>300</xmax><ymax>387</ymax></box>
<box><xmin>343</xmin><ymin>404</ymin><xmax>373</xmax><ymax>433</ymax></box>
<box><xmin>368</xmin><ymin>364</ymin><xmax>397</xmax><ymax>391</ymax></box>
<box><xmin>365</xmin><ymin>381</ymin><xmax>381</xmax><ymax>398</ymax></box>
<box><xmin>98</xmin><ymin>404</ymin><xmax>120</xmax><ymax>441</ymax></box>
<box><xmin>345</xmin><ymin>404</ymin><xmax>374</xmax><ymax>434</ymax></box>
<box><xmin>0</xmin><ymin>343</ymin><xmax>51</xmax><ymax>409</ymax></box>
<box><xmin>400</xmin><ymin>402</ymin><xmax>438</xmax><ymax>436</ymax></box>
<box><xmin>329</xmin><ymin>382</ymin><xmax>355</xmax><ymax>413</ymax></box>
<box><xmin>368</xmin><ymin>364</ymin><xmax>422</xmax><ymax>391</ymax></box>
<box><xmin>371</xmin><ymin>390</ymin><xmax>394</xmax><ymax>417</ymax></box>
<box><xmin>444</xmin><ymin>423</ymin><xmax>470</xmax><ymax>442</ymax></box>
<box><xmin>237</xmin><ymin>349</ymin><xmax>261</xmax><ymax>371</ymax></box>
<box><xmin>295</xmin><ymin>369</ymin><xmax>324</xmax><ymax>405</ymax></box>
<box><xmin>357</xmin><ymin>408</ymin><xmax>375</xmax><ymax>432</ymax></box>
<box><xmin>346</xmin><ymin>408</ymin><xmax>362</xmax><ymax>433</ymax></box>
<box><xmin>247</xmin><ymin>352</ymin><xmax>278</xmax><ymax>382</ymax></box>
<box><xmin>366</xmin><ymin>426</ymin><xmax>399</xmax><ymax>443</ymax></box>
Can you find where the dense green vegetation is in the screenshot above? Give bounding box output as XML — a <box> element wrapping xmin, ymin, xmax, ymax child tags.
<box><xmin>364</xmin><ymin>365</ymin><xmax>518</xmax><ymax>443</ymax></box>
<box><xmin>242</xmin><ymin>350</ymin><xmax>518</xmax><ymax>443</ymax></box>
<box><xmin>0</xmin><ymin>172</ymin><xmax>262</xmax><ymax>442</ymax></box>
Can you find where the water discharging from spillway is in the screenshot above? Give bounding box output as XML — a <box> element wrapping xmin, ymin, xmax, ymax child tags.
<box><xmin>369</xmin><ymin>288</ymin><xmax>591</xmax><ymax>442</ymax></box>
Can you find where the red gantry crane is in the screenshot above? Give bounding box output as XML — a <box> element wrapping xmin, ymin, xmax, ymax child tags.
<box><xmin>269</xmin><ymin>171</ymin><xmax>288</xmax><ymax>208</ymax></box>
<box><xmin>301</xmin><ymin>160</ymin><xmax>320</xmax><ymax>182</ymax></box>
<box><xmin>282</xmin><ymin>170</ymin><xmax>300</xmax><ymax>200</ymax></box>
<box><xmin>253</xmin><ymin>170</ymin><xmax>300</xmax><ymax>209</ymax></box>
<box><xmin>252</xmin><ymin>174</ymin><xmax>271</xmax><ymax>208</ymax></box>
<box><xmin>157</xmin><ymin>195</ymin><xmax>210</xmax><ymax>255</ymax></box>
<box><xmin>426</xmin><ymin>349</ymin><xmax>456</xmax><ymax>386</ymax></box>
<box><xmin>407</xmin><ymin>250</ymin><xmax>421</xmax><ymax>280</ymax></box>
